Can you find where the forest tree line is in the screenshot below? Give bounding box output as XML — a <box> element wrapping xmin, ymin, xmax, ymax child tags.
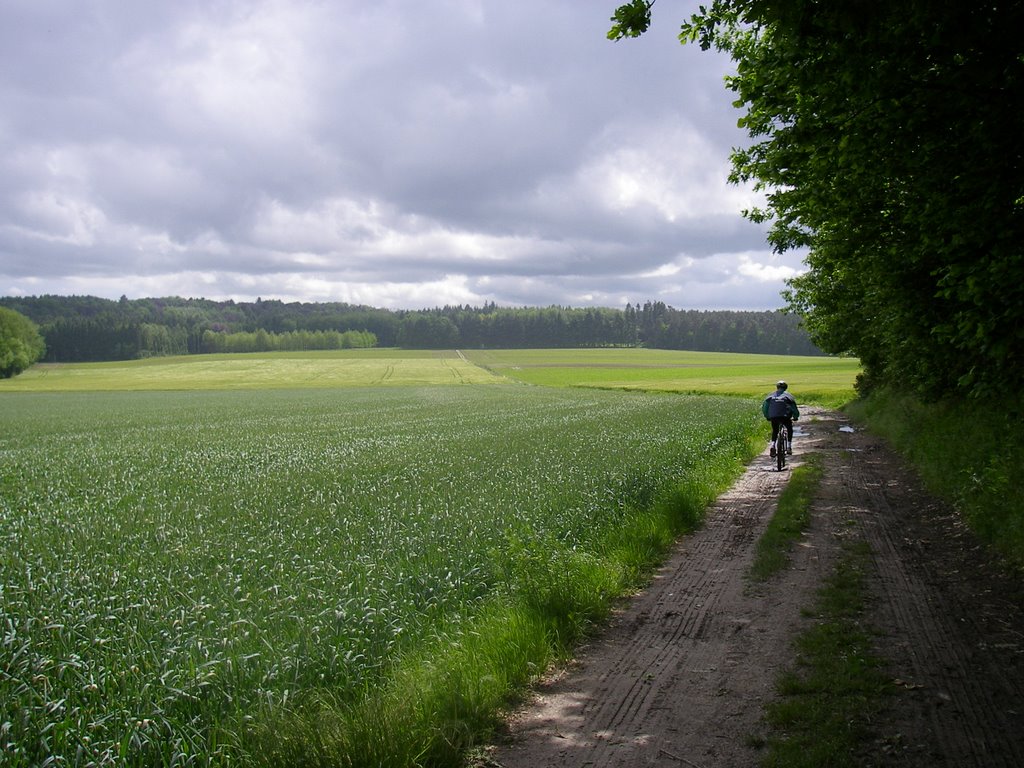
<box><xmin>0</xmin><ymin>295</ymin><xmax>822</xmax><ymax>362</ymax></box>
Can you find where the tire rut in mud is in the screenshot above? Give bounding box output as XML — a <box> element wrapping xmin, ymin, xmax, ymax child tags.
<box><xmin>833</xmin><ymin>420</ymin><xmax>1024</xmax><ymax>766</ymax></box>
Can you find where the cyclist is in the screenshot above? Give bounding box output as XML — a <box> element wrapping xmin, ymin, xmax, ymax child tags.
<box><xmin>762</xmin><ymin>381</ymin><xmax>799</xmax><ymax>457</ymax></box>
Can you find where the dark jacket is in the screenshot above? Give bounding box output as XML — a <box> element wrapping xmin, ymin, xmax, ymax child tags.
<box><xmin>762</xmin><ymin>389</ymin><xmax>799</xmax><ymax>420</ymax></box>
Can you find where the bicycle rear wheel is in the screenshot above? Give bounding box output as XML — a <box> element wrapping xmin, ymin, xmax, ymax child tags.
<box><xmin>776</xmin><ymin>427</ymin><xmax>787</xmax><ymax>471</ymax></box>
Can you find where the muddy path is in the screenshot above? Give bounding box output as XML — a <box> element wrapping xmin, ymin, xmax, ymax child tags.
<box><xmin>480</xmin><ymin>408</ymin><xmax>1024</xmax><ymax>767</ymax></box>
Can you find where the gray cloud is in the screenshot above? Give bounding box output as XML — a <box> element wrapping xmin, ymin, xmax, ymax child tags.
<box><xmin>0</xmin><ymin>0</ymin><xmax>802</xmax><ymax>310</ymax></box>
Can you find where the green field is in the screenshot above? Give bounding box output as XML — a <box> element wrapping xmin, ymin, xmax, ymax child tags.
<box><xmin>0</xmin><ymin>348</ymin><xmax>858</xmax><ymax>766</ymax></box>
<box><xmin>465</xmin><ymin>348</ymin><xmax>859</xmax><ymax>407</ymax></box>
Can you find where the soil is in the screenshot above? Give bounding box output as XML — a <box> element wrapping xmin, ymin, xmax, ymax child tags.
<box><xmin>477</xmin><ymin>407</ymin><xmax>1024</xmax><ymax>767</ymax></box>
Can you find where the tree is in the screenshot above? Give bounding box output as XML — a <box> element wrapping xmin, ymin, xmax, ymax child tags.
<box><xmin>611</xmin><ymin>0</ymin><xmax>1024</xmax><ymax>400</ymax></box>
<box><xmin>396</xmin><ymin>314</ymin><xmax>461</xmax><ymax>349</ymax></box>
<box><xmin>0</xmin><ymin>307</ymin><xmax>46</xmax><ymax>378</ymax></box>
<box><xmin>607</xmin><ymin>0</ymin><xmax>654</xmax><ymax>40</ymax></box>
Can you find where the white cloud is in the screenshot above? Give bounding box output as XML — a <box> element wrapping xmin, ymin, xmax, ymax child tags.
<box><xmin>585</xmin><ymin>121</ymin><xmax>758</xmax><ymax>222</ymax></box>
<box><xmin>13</xmin><ymin>192</ymin><xmax>107</xmax><ymax>247</ymax></box>
<box><xmin>121</xmin><ymin>2</ymin><xmax>320</xmax><ymax>146</ymax></box>
<box><xmin>0</xmin><ymin>0</ymin><xmax>794</xmax><ymax>312</ymax></box>
<box><xmin>736</xmin><ymin>253</ymin><xmax>804</xmax><ymax>283</ymax></box>
<box><xmin>529</xmin><ymin>117</ymin><xmax>761</xmax><ymax>233</ymax></box>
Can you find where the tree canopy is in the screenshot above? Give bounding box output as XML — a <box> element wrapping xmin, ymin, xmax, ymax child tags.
<box><xmin>612</xmin><ymin>0</ymin><xmax>1024</xmax><ymax>400</ymax></box>
<box><xmin>0</xmin><ymin>306</ymin><xmax>46</xmax><ymax>378</ymax></box>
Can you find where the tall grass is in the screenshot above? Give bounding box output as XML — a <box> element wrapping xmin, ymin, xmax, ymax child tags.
<box><xmin>0</xmin><ymin>385</ymin><xmax>762</xmax><ymax>766</ymax></box>
<box><xmin>847</xmin><ymin>389</ymin><xmax>1024</xmax><ymax>569</ymax></box>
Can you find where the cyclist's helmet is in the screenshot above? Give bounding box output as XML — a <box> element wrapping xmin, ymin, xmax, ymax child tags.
<box><xmin>776</xmin><ymin>380</ymin><xmax>788</xmax><ymax>390</ymax></box>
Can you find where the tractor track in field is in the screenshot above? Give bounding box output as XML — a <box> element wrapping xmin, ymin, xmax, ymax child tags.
<box><xmin>479</xmin><ymin>408</ymin><xmax>1024</xmax><ymax>767</ymax></box>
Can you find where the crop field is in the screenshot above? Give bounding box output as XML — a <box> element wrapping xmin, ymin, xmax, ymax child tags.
<box><xmin>0</xmin><ymin>348</ymin><xmax>854</xmax><ymax>765</ymax></box>
<box><xmin>0</xmin><ymin>349</ymin><xmax>499</xmax><ymax>392</ymax></box>
<box><xmin>0</xmin><ymin>375</ymin><xmax>764</xmax><ymax>766</ymax></box>
<box><xmin>466</xmin><ymin>348</ymin><xmax>859</xmax><ymax>407</ymax></box>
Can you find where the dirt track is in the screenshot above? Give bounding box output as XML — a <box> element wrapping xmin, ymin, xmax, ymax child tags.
<box><xmin>482</xmin><ymin>408</ymin><xmax>1024</xmax><ymax>767</ymax></box>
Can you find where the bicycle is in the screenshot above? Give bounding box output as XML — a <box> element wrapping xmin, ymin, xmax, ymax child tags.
<box><xmin>774</xmin><ymin>422</ymin><xmax>791</xmax><ymax>471</ymax></box>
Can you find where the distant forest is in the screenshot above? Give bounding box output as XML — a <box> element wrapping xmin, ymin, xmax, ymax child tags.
<box><xmin>0</xmin><ymin>295</ymin><xmax>823</xmax><ymax>362</ymax></box>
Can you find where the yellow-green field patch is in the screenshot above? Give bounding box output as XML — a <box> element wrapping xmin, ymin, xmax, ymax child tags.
<box><xmin>465</xmin><ymin>348</ymin><xmax>859</xmax><ymax>407</ymax></box>
<box><xmin>0</xmin><ymin>349</ymin><xmax>501</xmax><ymax>391</ymax></box>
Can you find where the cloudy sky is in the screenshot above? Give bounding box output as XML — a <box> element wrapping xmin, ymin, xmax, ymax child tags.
<box><xmin>0</xmin><ymin>0</ymin><xmax>805</xmax><ymax>311</ymax></box>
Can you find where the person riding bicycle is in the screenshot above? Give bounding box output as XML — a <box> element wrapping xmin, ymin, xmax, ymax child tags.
<box><xmin>762</xmin><ymin>381</ymin><xmax>799</xmax><ymax>457</ymax></box>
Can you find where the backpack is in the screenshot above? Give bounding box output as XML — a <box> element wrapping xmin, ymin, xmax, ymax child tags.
<box><xmin>766</xmin><ymin>392</ymin><xmax>792</xmax><ymax>418</ymax></box>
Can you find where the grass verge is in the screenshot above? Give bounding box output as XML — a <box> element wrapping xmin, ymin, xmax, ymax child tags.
<box><xmin>749</xmin><ymin>454</ymin><xmax>824</xmax><ymax>582</ymax></box>
<box><xmin>760</xmin><ymin>541</ymin><xmax>891</xmax><ymax>767</ymax></box>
